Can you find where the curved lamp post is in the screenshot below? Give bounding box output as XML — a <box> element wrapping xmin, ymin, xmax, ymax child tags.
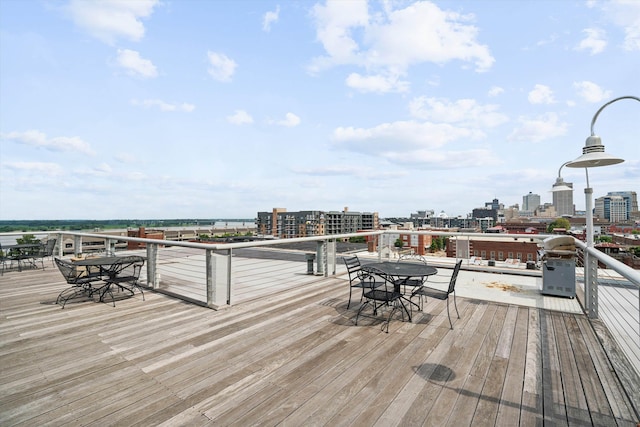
<box><xmin>551</xmin><ymin>161</ymin><xmax>573</xmax><ymax>192</ymax></box>
<box><xmin>550</xmin><ymin>161</ymin><xmax>574</xmax><ymax>218</ymax></box>
<box><xmin>565</xmin><ymin>95</ymin><xmax>638</xmax><ymax>317</ymax></box>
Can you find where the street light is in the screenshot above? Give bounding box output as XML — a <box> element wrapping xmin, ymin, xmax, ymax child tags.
<box><xmin>565</xmin><ymin>95</ymin><xmax>638</xmax><ymax>243</ymax></box>
<box><xmin>550</xmin><ymin>161</ymin><xmax>573</xmax><ymax>192</ymax></box>
<box><xmin>564</xmin><ymin>95</ymin><xmax>638</xmax><ymax>317</ymax></box>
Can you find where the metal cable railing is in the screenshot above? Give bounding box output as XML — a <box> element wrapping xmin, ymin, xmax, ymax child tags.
<box><xmin>3</xmin><ymin>229</ymin><xmax>638</xmax><ymax>380</ymax></box>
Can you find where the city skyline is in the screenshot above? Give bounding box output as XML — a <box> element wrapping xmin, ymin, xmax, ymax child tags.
<box><xmin>1</xmin><ymin>1</ymin><xmax>638</xmax><ymax>220</ymax></box>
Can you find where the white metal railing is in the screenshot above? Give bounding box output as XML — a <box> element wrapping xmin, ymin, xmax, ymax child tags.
<box><xmin>2</xmin><ymin>228</ymin><xmax>638</xmax><ymax>379</ymax></box>
<box><xmin>575</xmin><ymin>239</ymin><xmax>640</xmax><ymax>380</ymax></box>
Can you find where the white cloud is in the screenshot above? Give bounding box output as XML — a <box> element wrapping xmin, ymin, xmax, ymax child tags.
<box><xmin>409</xmin><ymin>97</ymin><xmax>508</xmax><ymax>128</ymax></box>
<box><xmin>131</xmin><ymin>99</ymin><xmax>195</xmax><ymax>112</ymax></box>
<box><xmin>384</xmin><ymin>148</ymin><xmax>499</xmax><ymax>168</ymax></box>
<box><xmin>267</xmin><ymin>113</ymin><xmax>300</xmax><ymax>127</ymax></box>
<box><xmin>94</xmin><ymin>163</ymin><xmax>113</xmax><ymax>175</ymax></box>
<box><xmin>207</xmin><ymin>51</ymin><xmax>237</xmax><ymax>82</ymax></box>
<box><xmin>333</xmin><ymin>120</ymin><xmax>484</xmax><ymax>153</ymax></box>
<box><xmin>114</xmin><ymin>152</ymin><xmax>137</xmax><ymax>163</ymax></box>
<box><xmin>67</xmin><ymin>0</ymin><xmax>159</xmax><ymax>45</ymax></box>
<box><xmin>345</xmin><ymin>72</ymin><xmax>410</xmax><ymax>93</ymax></box>
<box><xmin>528</xmin><ymin>84</ymin><xmax>556</xmax><ymax>104</ymax></box>
<box><xmin>488</xmin><ymin>86</ymin><xmax>504</xmax><ymax>97</ymax></box>
<box><xmin>573</xmin><ymin>81</ymin><xmax>612</xmax><ymax>103</ymax></box>
<box><xmin>116</xmin><ymin>49</ymin><xmax>157</xmax><ymax>78</ymax></box>
<box><xmin>576</xmin><ymin>28</ymin><xmax>607</xmax><ymax>55</ymax></box>
<box><xmin>227</xmin><ymin>110</ymin><xmax>254</xmax><ymax>125</ymax></box>
<box><xmin>596</xmin><ymin>0</ymin><xmax>640</xmax><ymax>51</ymax></box>
<box><xmin>331</xmin><ymin>119</ymin><xmax>496</xmax><ymax>168</ymax></box>
<box><xmin>293</xmin><ymin>165</ymin><xmax>408</xmax><ymax>179</ymax></box>
<box><xmin>273</xmin><ymin>113</ymin><xmax>301</xmax><ymax>127</ymax></box>
<box><xmin>263</xmin><ymin>6</ymin><xmax>280</xmax><ymax>32</ymax></box>
<box><xmin>309</xmin><ymin>0</ymin><xmax>494</xmax><ymax>89</ymax></box>
<box><xmin>508</xmin><ymin>113</ymin><xmax>568</xmax><ymax>142</ymax></box>
<box><xmin>3</xmin><ymin>161</ymin><xmax>65</xmax><ymax>177</ymax></box>
<box><xmin>1</xmin><ymin>130</ymin><xmax>95</xmax><ymax>155</ymax></box>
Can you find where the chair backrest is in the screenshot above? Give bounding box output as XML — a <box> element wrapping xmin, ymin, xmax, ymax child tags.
<box><xmin>44</xmin><ymin>239</ymin><xmax>56</xmax><ymax>256</ymax></box>
<box><xmin>447</xmin><ymin>260</ymin><xmax>463</xmax><ymax>294</ymax></box>
<box><xmin>54</xmin><ymin>257</ymin><xmax>80</xmax><ymax>284</ymax></box>
<box><xmin>361</xmin><ymin>266</ymin><xmax>394</xmax><ymax>292</ymax></box>
<box><xmin>115</xmin><ymin>258</ymin><xmax>145</xmax><ymax>280</ymax></box>
<box><xmin>343</xmin><ymin>255</ymin><xmax>361</xmax><ymax>278</ymax></box>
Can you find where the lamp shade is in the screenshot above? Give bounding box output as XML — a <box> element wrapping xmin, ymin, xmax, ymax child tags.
<box><xmin>565</xmin><ymin>135</ymin><xmax>624</xmax><ymax>168</ymax></box>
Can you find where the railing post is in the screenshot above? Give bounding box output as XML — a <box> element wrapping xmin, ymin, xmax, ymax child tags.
<box><xmin>55</xmin><ymin>233</ymin><xmax>63</xmax><ymax>257</ymax></box>
<box><xmin>205</xmin><ymin>248</ymin><xmax>231</xmax><ymax>308</ymax></box>
<box><xmin>206</xmin><ymin>249</ymin><xmax>216</xmax><ymax>307</ymax></box>
<box><xmin>104</xmin><ymin>238</ymin><xmax>116</xmax><ymax>255</ymax></box>
<box><xmin>227</xmin><ymin>249</ymin><xmax>232</xmax><ymax>305</ymax></box>
<box><xmin>316</xmin><ymin>240</ymin><xmax>325</xmax><ymax>275</ymax></box>
<box><xmin>73</xmin><ymin>235</ymin><xmax>82</xmax><ymax>257</ymax></box>
<box><xmin>327</xmin><ymin>239</ymin><xmax>336</xmax><ymax>276</ymax></box>
<box><xmin>585</xmin><ymin>250</ymin><xmax>599</xmax><ymax>318</ymax></box>
<box><xmin>146</xmin><ymin>243</ymin><xmax>158</xmax><ymax>290</ymax></box>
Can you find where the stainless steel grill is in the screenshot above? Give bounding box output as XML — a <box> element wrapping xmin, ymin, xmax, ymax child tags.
<box><xmin>540</xmin><ymin>236</ymin><xmax>576</xmax><ymax>298</ymax></box>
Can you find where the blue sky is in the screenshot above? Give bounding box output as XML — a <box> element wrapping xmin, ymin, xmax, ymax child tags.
<box><xmin>1</xmin><ymin>0</ymin><xmax>638</xmax><ymax>220</ymax></box>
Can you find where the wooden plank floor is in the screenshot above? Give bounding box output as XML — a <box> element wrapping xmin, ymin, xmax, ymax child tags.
<box><xmin>1</xmin><ymin>265</ymin><xmax>638</xmax><ymax>426</ymax></box>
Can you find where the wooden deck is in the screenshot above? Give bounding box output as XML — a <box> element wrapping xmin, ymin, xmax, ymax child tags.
<box><xmin>1</xmin><ymin>264</ymin><xmax>638</xmax><ymax>426</ymax></box>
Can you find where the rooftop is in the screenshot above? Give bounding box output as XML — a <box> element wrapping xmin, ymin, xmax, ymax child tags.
<box><xmin>1</xmin><ymin>251</ymin><xmax>638</xmax><ymax>426</ymax></box>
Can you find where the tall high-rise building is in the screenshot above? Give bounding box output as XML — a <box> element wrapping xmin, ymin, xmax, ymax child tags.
<box><xmin>594</xmin><ymin>191</ymin><xmax>637</xmax><ymax>222</ymax></box>
<box><xmin>522</xmin><ymin>192</ymin><xmax>540</xmax><ymax>213</ymax></box>
<box><xmin>551</xmin><ymin>177</ymin><xmax>574</xmax><ymax>216</ymax></box>
<box><xmin>607</xmin><ymin>191</ymin><xmax>638</xmax><ymax>219</ymax></box>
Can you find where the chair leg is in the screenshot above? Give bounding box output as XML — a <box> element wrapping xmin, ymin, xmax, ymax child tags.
<box><xmin>446</xmin><ymin>298</ymin><xmax>453</xmax><ymax>329</ymax></box>
<box><xmin>355</xmin><ymin>300</ymin><xmax>370</xmax><ymax>325</ymax></box>
<box><xmin>383</xmin><ymin>304</ymin><xmax>399</xmax><ymax>333</ymax></box>
<box><xmin>347</xmin><ymin>287</ymin><xmax>353</xmax><ymax>309</ymax></box>
<box><xmin>133</xmin><ymin>283</ymin><xmax>145</xmax><ymax>301</ymax></box>
<box><xmin>453</xmin><ymin>291</ymin><xmax>459</xmax><ymax>319</ymax></box>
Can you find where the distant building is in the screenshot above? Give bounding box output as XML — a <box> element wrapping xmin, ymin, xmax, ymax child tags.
<box><xmin>255</xmin><ymin>207</ymin><xmax>378</xmax><ymax>238</ymax></box>
<box><xmin>446</xmin><ymin>235</ymin><xmax>540</xmax><ymax>262</ymax></box>
<box><xmin>594</xmin><ymin>193</ymin><xmax>635</xmax><ymax>222</ymax></box>
<box><xmin>536</xmin><ymin>202</ymin><xmax>557</xmax><ymax>218</ymax></box>
<box><xmin>551</xmin><ymin>176</ymin><xmax>574</xmax><ymax>216</ymax></box>
<box><xmin>596</xmin><ymin>191</ymin><xmax>638</xmax><ymax>221</ymax></box>
<box><xmin>472</xmin><ymin>208</ymin><xmax>497</xmax><ymax>222</ymax></box>
<box><xmin>409</xmin><ymin>210</ymin><xmax>434</xmax><ymax>227</ymax></box>
<box><xmin>523</xmin><ymin>192</ymin><xmax>541</xmax><ymax>212</ymax></box>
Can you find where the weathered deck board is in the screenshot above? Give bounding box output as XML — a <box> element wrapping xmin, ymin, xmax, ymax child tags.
<box><xmin>0</xmin><ymin>262</ymin><xmax>638</xmax><ymax>427</ymax></box>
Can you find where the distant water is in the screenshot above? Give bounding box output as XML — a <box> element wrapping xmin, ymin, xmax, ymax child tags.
<box><xmin>0</xmin><ymin>233</ymin><xmax>49</xmax><ymax>246</ymax></box>
<box><xmin>0</xmin><ymin>222</ymin><xmax>256</xmax><ymax>246</ymax></box>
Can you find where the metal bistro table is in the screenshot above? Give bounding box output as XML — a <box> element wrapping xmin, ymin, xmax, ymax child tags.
<box><xmin>73</xmin><ymin>255</ymin><xmax>146</xmax><ymax>306</ymax></box>
<box><xmin>3</xmin><ymin>243</ymin><xmax>42</xmax><ymax>271</ymax></box>
<box><xmin>361</xmin><ymin>261</ymin><xmax>438</xmax><ymax>321</ymax></box>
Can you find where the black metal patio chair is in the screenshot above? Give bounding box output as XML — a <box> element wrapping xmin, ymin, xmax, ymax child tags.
<box><xmin>101</xmin><ymin>256</ymin><xmax>146</xmax><ymax>303</ymax></box>
<box><xmin>355</xmin><ymin>266</ymin><xmax>408</xmax><ymax>333</ymax></box>
<box><xmin>54</xmin><ymin>257</ymin><xmax>104</xmax><ymax>308</ymax></box>
<box><xmin>410</xmin><ymin>259</ymin><xmax>462</xmax><ymax>329</ymax></box>
<box><xmin>393</xmin><ymin>253</ymin><xmax>429</xmax><ymax>295</ymax></box>
<box><xmin>343</xmin><ymin>255</ymin><xmax>384</xmax><ymax>309</ymax></box>
<box><xmin>31</xmin><ymin>239</ymin><xmax>57</xmax><ymax>270</ymax></box>
<box><xmin>0</xmin><ymin>244</ymin><xmax>8</xmax><ymax>275</ymax></box>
